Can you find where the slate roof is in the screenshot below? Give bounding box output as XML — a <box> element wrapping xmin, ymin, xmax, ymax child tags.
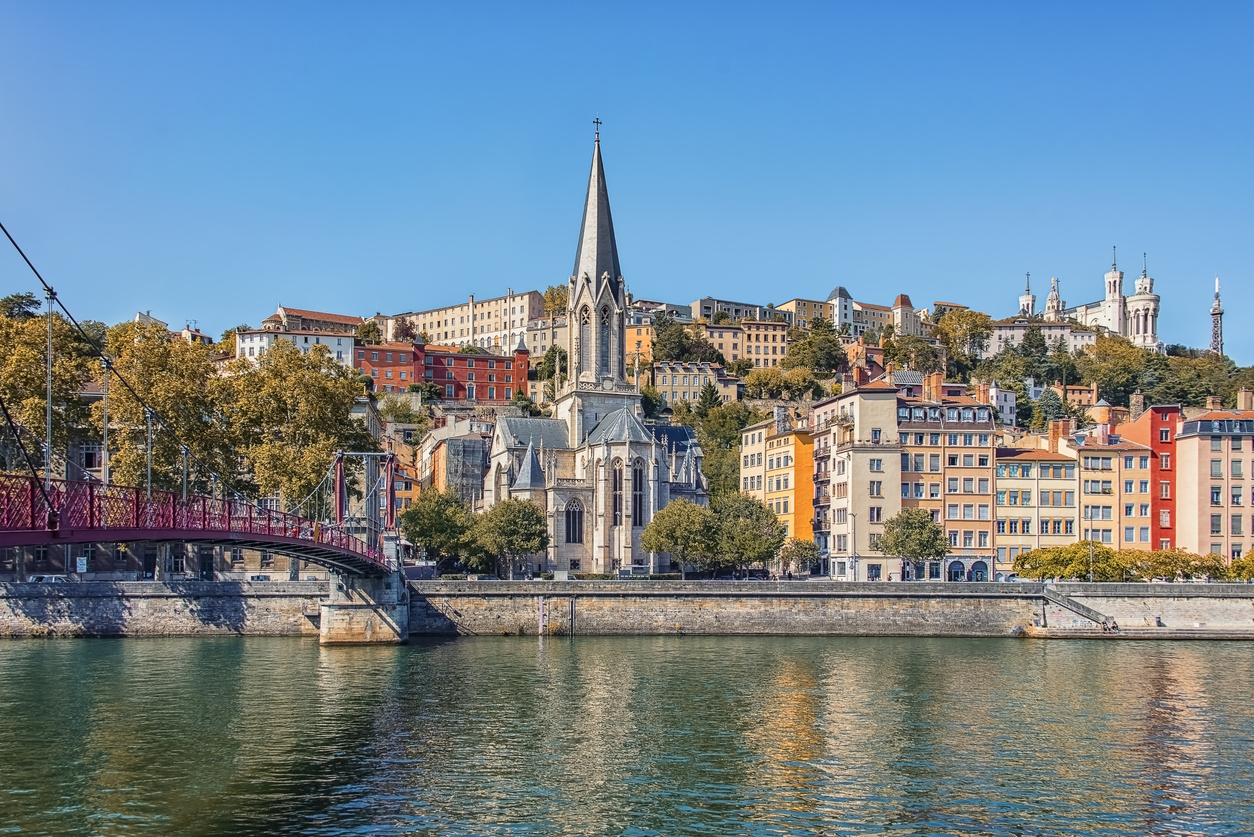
<box><xmin>512</xmin><ymin>440</ymin><xmax>546</xmax><ymax>489</ymax></box>
<box><xmin>586</xmin><ymin>408</ymin><xmax>655</xmax><ymax>445</ymax></box>
<box><xmin>499</xmin><ymin>417</ymin><xmax>570</xmax><ymax>450</ymax></box>
<box><xmin>650</xmin><ymin>422</ymin><xmax>700</xmax><ymax>454</ymax></box>
<box><xmin>572</xmin><ymin>136</ymin><xmax>622</xmax><ymax>299</ymax></box>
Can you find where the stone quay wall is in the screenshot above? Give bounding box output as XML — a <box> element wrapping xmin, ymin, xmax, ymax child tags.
<box><xmin>407</xmin><ymin>581</ymin><xmax>1048</xmax><ymax>637</ymax></box>
<box><xmin>1050</xmin><ymin>583</ymin><xmax>1254</xmax><ymax>631</ymax></box>
<box><xmin>0</xmin><ymin>581</ymin><xmax>326</xmax><ymax>638</ymax></box>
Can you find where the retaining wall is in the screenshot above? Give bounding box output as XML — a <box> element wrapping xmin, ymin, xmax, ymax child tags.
<box><xmin>407</xmin><ymin>581</ymin><xmax>1048</xmax><ymax>637</ymax></box>
<box><xmin>1052</xmin><ymin>583</ymin><xmax>1254</xmax><ymax>631</ymax></box>
<box><xmin>0</xmin><ymin>581</ymin><xmax>326</xmax><ymax>638</ymax></box>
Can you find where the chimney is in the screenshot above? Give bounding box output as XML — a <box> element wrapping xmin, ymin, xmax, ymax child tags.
<box><xmin>1091</xmin><ymin>382</ymin><xmax>1099</xmax><ymax>403</ymax></box>
<box><xmin>1048</xmin><ymin>419</ymin><xmax>1062</xmax><ymax>454</ymax></box>
<box><xmin>853</xmin><ymin>366</ymin><xmax>869</xmax><ymax>386</ymax></box>
<box><xmin>1129</xmin><ymin>390</ymin><xmax>1145</xmax><ymax>421</ymax></box>
<box><xmin>976</xmin><ymin>382</ymin><xmax>990</xmax><ymax>405</ymax></box>
<box><xmin>1094</xmin><ymin>423</ymin><xmax>1111</xmax><ymax>445</ymax></box>
<box><xmin>1206</xmin><ymin>395</ymin><xmax>1223</xmax><ymax>410</ymax></box>
<box><xmin>925</xmin><ymin>371</ymin><xmax>943</xmax><ymax>403</ymax></box>
<box><xmin>1238</xmin><ymin>387</ymin><xmax>1254</xmax><ymax>412</ymax></box>
<box><xmin>842</xmin><ymin>373</ymin><xmax>856</xmax><ymax>393</ymax></box>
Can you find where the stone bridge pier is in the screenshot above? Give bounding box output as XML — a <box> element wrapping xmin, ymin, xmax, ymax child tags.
<box><xmin>319</xmin><ymin>570</ymin><xmax>409</xmax><ymax>644</ymax></box>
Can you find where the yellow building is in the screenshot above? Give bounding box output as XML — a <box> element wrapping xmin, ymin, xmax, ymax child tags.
<box><xmin>776</xmin><ymin>298</ymin><xmax>834</xmax><ymax>329</ymax></box>
<box><xmin>993</xmin><ymin>448</ymin><xmax>1078</xmax><ymax>579</ymax></box>
<box><xmin>1060</xmin><ymin>427</ymin><xmax>1155</xmax><ymax>551</ymax></box>
<box><xmin>696</xmin><ymin>323</ymin><xmax>745</xmax><ymax>361</ymax></box>
<box><xmin>741</xmin><ymin>319</ymin><xmax>791</xmax><ymax>368</ymax></box>
<box><xmin>763</xmin><ymin>422</ymin><xmax>814</xmax><ymax>542</ymax></box>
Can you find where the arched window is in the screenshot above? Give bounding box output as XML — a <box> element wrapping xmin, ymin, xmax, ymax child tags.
<box><xmin>632</xmin><ymin>460</ymin><xmax>644</xmax><ymax>526</ymax></box>
<box><xmin>579</xmin><ymin>307</ymin><xmax>591</xmax><ymax>374</ymax></box>
<box><xmin>612</xmin><ymin>460</ymin><xmax>623</xmax><ymax>526</ymax></box>
<box><xmin>565</xmin><ymin>500</ymin><xmax>584</xmax><ymax>544</ymax></box>
<box><xmin>599</xmin><ymin>307</ymin><xmax>611</xmax><ymax>376</ymax></box>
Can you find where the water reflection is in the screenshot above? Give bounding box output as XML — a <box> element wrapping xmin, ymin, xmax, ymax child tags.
<box><xmin>0</xmin><ymin>637</ymin><xmax>1252</xmax><ymax>836</ymax></box>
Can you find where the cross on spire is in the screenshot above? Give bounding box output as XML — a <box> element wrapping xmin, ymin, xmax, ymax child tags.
<box><xmin>593</xmin><ymin>116</ymin><xmax>602</xmax><ymax>141</ymax></box>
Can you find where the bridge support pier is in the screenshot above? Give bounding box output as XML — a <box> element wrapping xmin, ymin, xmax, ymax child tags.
<box><xmin>319</xmin><ymin>570</ymin><xmax>409</xmax><ymax>645</ymax></box>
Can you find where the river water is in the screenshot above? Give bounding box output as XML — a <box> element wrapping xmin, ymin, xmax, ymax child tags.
<box><xmin>1</xmin><ymin>636</ymin><xmax>1252</xmax><ymax>836</ymax></box>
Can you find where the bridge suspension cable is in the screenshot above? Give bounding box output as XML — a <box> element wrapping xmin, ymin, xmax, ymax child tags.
<box><xmin>0</xmin><ymin>218</ymin><xmax>253</xmax><ymax>504</ymax></box>
<box><xmin>0</xmin><ymin>392</ymin><xmax>54</xmax><ymax>517</ymax></box>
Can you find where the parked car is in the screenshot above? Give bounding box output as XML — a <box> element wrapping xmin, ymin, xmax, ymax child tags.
<box><xmin>29</xmin><ymin>575</ymin><xmax>68</xmax><ymax>583</ymax></box>
<box><xmin>467</xmin><ymin>574</ymin><xmax>500</xmax><ymax>581</ymax></box>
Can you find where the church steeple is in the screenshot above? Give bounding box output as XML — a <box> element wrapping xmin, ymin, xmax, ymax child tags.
<box><xmin>571</xmin><ymin>125</ymin><xmax>623</xmax><ymax>303</ymax></box>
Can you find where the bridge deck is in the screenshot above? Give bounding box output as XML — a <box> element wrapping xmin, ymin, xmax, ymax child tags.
<box><xmin>0</xmin><ymin>476</ymin><xmax>391</xmax><ymax>576</ymax></box>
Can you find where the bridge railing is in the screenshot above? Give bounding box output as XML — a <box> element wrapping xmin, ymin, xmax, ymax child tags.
<box><xmin>0</xmin><ymin>475</ymin><xmax>388</xmax><ymax>570</ymax></box>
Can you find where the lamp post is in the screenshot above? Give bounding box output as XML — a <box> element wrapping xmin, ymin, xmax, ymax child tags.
<box><xmin>850</xmin><ymin>512</ymin><xmax>858</xmax><ymax>581</ymax></box>
<box><xmin>145</xmin><ymin>408</ymin><xmax>154</xmax><ymax>527</ymax></box>
<box><xmin>44</xmin><ymin>286</ymin><xmax>55</xmax><ymax>493</ymax></box>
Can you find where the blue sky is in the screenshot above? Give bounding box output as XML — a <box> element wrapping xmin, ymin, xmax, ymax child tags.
<box><xmin>1</xmin><ymin>2</ymin><xmax>1250</xmax><ymax>360</ymax></box>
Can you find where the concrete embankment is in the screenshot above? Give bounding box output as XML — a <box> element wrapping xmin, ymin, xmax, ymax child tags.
<box><xmin>3</xmin><ymin>579</ymin><xmax>1254</xmax><ymax>640</ymax></box>
<box><xmin>408</xmin><ymin>580</ymin><xmax>1254</xmax><ymax>638</ymax></box>
<box><xmin>0</xmin><ymin>581</ymin><xmax>325</xmax><ymax>638</ymax></box>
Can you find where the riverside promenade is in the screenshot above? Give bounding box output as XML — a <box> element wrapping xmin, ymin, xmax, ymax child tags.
<box><xmin>3</xmin><ymin>579</ymin><xmax>1254</xmax><ymax>640</ymax></box>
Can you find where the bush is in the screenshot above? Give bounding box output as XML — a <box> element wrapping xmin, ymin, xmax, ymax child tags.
<box><xmin>572</xmin><ymin>572</ymin><xmax>615</xmax><ymax>580</ymax></box>
<box><xmin>649</xmin><ymin>573</ymin><xmax>683</xmax><ymax>580</ymax></box>
<box><xmin>437</xmin><ymin>573</ymin><xmax>466</xmax><ymax>580</ymax></box>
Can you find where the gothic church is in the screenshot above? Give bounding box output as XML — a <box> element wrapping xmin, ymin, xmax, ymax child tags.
<box><xmin>481</xmin><ymin>131</ymin><xmax>708</xmax><ymax>575</ymax></box>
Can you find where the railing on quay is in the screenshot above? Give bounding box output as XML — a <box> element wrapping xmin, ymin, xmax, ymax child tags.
<box><xmin>0</xmin><ymin>474</ymin><xmax>388</xmax><ymax>571</ymax></box>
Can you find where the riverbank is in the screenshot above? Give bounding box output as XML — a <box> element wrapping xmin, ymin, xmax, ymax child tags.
<box><xmin>4</xmin><ymin>579</ymin><xmax>1253</xmax><ymax>640</ymax></box>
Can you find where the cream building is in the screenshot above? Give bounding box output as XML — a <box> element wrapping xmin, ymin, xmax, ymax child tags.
<box><xmin>740</xmin><ymin>419</ymin><xmax>770</xmax><ymax>501</ymax></box>
<box><xmin>993</xmin><ymin>449</ymin><xmax>1079</xmax><ymax>579</ymax></box>
<box><xmin>1059</xmin><ymin>427</ymin><xmax>1155</xmax><ymax>551</ymax></box>
<box><xmin>1036</xmin><ymin>253</ymin><xmax>1164</xmax><ymax>353</ymax></box>
<box><xmin>741</xmin><ymin>319</ymin><xmax>790</xmax><ymax>367</ymax></box>
<box><xmin>775</xmin><ymin>298</ymin><xmax>833</xmax><ymax>329</ymax></box>
<box><xmin>383</xmin><ymin>288</ymin><xmax>545</xmax><ymax>352</ymax></box>
<box><xmin>1174</xmin><ymin>408</ymin><xmax>1254</xmax><ymax>561</ymax></box>
<box><xmin>653</xmin><ymin>361</ymin><xmax>743</xmax><ymax>405</ymax></box>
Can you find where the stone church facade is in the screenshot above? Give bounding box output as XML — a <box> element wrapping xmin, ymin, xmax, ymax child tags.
<box><xmin>481</xmin><ymin>131</ymin><xmax>708</xmax><ymax>576</ymax></box>
<box><xmin>1023</xmin><ymin>253</ymin><xmax>1164</xmax><ymax>353</ymax></box>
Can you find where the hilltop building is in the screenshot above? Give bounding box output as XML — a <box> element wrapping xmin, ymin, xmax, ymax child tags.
<box><xmin>1034</xmin><ymin>252</ymin><xmax>1164</xmax><ymax>353</ymax></box>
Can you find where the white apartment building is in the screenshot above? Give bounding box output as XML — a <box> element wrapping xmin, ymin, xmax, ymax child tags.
<box><xmin>234</xmin><ymin>329</ymin><xmax>355</xmax><ymax>368</ymax></box>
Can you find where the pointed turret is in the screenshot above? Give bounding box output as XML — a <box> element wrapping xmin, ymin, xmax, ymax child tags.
<box><xmin>571</xmin><ymin>130</ymin><xmax>623</xmax><ymax>303</ymax></box>
<box><xmin>512</xmin><ymin>439</ymin><xmax>546</xmax><ymax>490</ymax></box>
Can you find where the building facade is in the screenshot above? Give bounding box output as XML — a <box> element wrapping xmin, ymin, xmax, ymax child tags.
<box><xmin>382</xmin><ymin>289</ymin><xmax>545</xmax><ymax>351</ymax></box>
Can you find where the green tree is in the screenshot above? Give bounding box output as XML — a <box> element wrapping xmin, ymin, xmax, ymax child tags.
<box><xmin>640</xmin><ymin>385</ymin><xmax>664</xmax><ymax>419</ymax></box>
<box><xmin>783</xmin><ymin>317</ymin><xmax>844</xmax><ymax>374</ymax></box>
<box><xmin>695</xmin><ymin>381</ymin><xmax>721</xmax><ymax>417</ymax></box>
<box><xmin>1227</xmin><ymin>554</ymin><xmax>1254</xmax><ymax>581</ymax></box>
<box><xmin>356</xmin><ymin>320</ymin><xmax>383</xmax><ymax>344</ymax></box>
<box><xmin>711</xmin><ymin>309</ymin><xmax>731</xmax><ymax>325</ymax></box>
<box><xmin>727</xmin><ymin>357</ymin><xmax>755</xmax><ymax>378</ymax></box>
<box><xmin>473</xmin><ymin>498</ymin><xmax>550</xmax><ymax>578</ymax></box>
<box><xmin>782</xmin><ymin>367</ymin><xmax>821</xmax><ymax>400</ymax></box>
<box><xmin>885</xmin><ymin>333</ymin><xmax>943</xmax><ymax>373</ymax></box>
<box><xmin>418</xmin><ymin>331</ymin><xmax>432</xmax><ymax>344</ymax></box>
<box><xmin>399</xmin><ymin>488</ymin><xmax>475</xmax><ymax>571</ymax></box>
<box><xmin>458</xmin><ymin>344</ymin><xmax>480</xmax><ymax>354</ymax></box>
<box><xmin>778</xmin><ymin>538</ymin><xmax>820</xmax><ymax>575</ymax></box>
<box><xmin>1031</xmin><ymin>388</ymin><xmax>1066</xmax><ymax>430</ymax></box>
<box><xmin>1074</xmin><ymin>335</ymin><xmax>1147</xmax><ymax>407</ymax></box>
<box><xmin>713</xmin><ymin>492</ymin><xmax>785</xmax><ymax>574</ymax></box>
<box><xmin>1013</xmin><ymin>541</ymin><xmax>1127</xmax><ymax>581</ymax></box>
<box><xmin>934</xmin><ymin>309</ymin><xmax>993</xmax><ymax>380</ymax></box>
<box><xmin>512</xmin><ymin>390</ymin><xmax>542</xmax><ymax>416</ymax></box>
<box><xmin>536</xmin><ymin>345</ymin><xmax>567</xmax><ymax>385</ymax></box>
<box><xmin>409</xmin><ymin>381</ymin><xmax>443</xmax><ymax>401</ymax></box>
<box><xmin>543</xmin><ymin>285</ymin><xmax>569</xmax><ymax>317</ymax></box>
<box><xmin>0</xmin><ymin>292</ymin><xmax>41</xmax><ymax>321</ymax></box>
<box><xmin>641</xmin><ymin>498</ymin><xmax>717</xmax><ymax>579</ymax></box>
<box><xmin>1124</xmin><ymin>547</ymin><xmax>1226</xmax><ymax>581</ymax></box>
<box><xmin>877</xmin><ymin>507</ymin><xmax>949</xmax><ymax>579</ymax></box>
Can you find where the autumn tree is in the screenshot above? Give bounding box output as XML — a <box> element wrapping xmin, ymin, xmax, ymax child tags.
<box><xmin>641</xmin><ymin>498</ymin><xmax>717</xmax><ymax>579</ymax></box>
<box><xmin>473</xmin><ymin>498</ymin><xmax>550</xmax><ymax>578</ymax></box>
<box><xmin>727</xmin><ymin>358</ymin><xmax>755</xmax><ymax>378</ymax></box>
<box><xmin>782</xmin><ymin>316</ymin><xmax>844</xmax><ymax>374</ymax></box>
<box><xmin>744</xmin><ymin>367</ymin><xmax>786</xmax><ymax>399</ymax></box>
<box><xmin>394</xmin><ymin>318</ymin><xmax>417</xmax><ymax>342</ymax></box>
<box><xmin>92</xmin><ymin>321</ymin><xmax>231</xmax><ymax>493</ymax></box>
<box><xmin>1074</xmin><ymin>335</ymin><xmax>1147</xmax><ymax>407</ymax></box>
<box><xmin>218</xmin><ymin>339</ymin><xmax>378</xmax><ymax>505</ymax></box>
<box><xmin>216</xmin><ymin>324</ymin><xmax>251</xmax><ymax>357</ymax></box>
<box><xmin>356</xmin><ymin>320</ymin><xmax>383</xmax><ymax>344</ymax></box>
<box><xmin>543</xmin><ymin>285</ymin><xmax>569</xmax><ymax>317</ymax></box>
<box><xmin>0</xmin><ymin>311</ymin><xmax>95</xmax><ymax>469</ymax></box>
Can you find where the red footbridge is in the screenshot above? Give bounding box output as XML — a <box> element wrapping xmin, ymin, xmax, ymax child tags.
<box><xmin>0</xmin><ymin>475</ymin><xmax>392</xmax><ymax>576</ymax></box>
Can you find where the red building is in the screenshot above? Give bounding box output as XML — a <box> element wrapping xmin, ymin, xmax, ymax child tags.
<box><xmin>415</xmin><ymin>342</ymin><xmax>530</xmax><ymax>403</ymax></box>
<box><xmin>354</xmin><ymin>342</ymin><xmax>416</xmax><ymax>392</ymax></box>
<box><xmin>1121</xmin><ymin>403</ymin><xmax>1181</xmax><ymax>549</ymax></box>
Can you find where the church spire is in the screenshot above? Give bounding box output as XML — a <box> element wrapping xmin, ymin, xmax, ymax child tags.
<box><xmin>571</xmin><ymin>122</ymin><xmax>623</xmax><ymax>302</ymax></box>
